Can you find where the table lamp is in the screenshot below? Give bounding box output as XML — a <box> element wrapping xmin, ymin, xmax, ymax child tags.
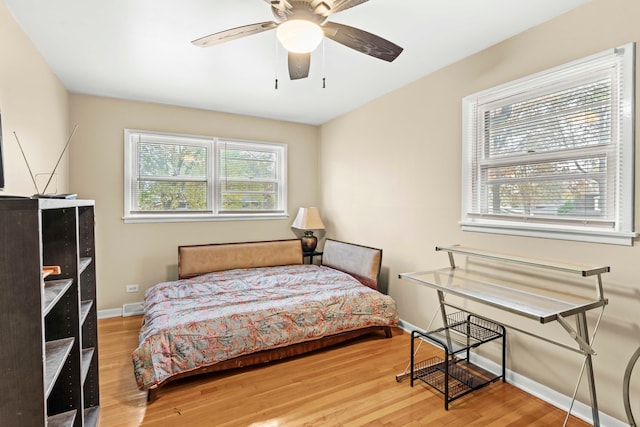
<box><xmin>291</xmin><ymin>207</ymin><xmax>325</xmax><ymax>253</ymax></box>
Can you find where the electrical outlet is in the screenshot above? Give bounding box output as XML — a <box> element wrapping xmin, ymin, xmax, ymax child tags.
<box><xmin>126</xmin><ymin>284</ymin><xmax>139</xmax><ymax>293</ymax></box>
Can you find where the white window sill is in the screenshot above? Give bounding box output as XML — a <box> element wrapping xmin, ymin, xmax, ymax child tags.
<box><xmin>123</xmin><ymin>213</ymin><xmax>289</xmax><ymax>224</ymax></box>
<box><xmin>460</xmin><ymin>220</ymin><xmax>637</xmax><ymax>246</ymax></box>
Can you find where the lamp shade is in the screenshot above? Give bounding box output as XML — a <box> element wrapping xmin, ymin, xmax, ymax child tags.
<box><xmin>276</xmin><ymin>19</ymin><xmax>324</xmax><ymax>53</ymax></box>
<box><xmin>291</xmin><ymin>207</ymin><xmax>325</xmax><ymax>230</ymax></box>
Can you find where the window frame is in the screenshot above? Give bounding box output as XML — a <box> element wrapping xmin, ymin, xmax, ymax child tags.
<box><xmin>461</xmin><ymin>43</ymin><xmax>636</xmax><ymax>245</ymax></box>
<box><xmin>123</xmin><ymin>129</ymin><xmax>288</xmax><ymax>223</ymax></box>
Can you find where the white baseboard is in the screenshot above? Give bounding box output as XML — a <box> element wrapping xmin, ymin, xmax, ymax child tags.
<box><xmin>397</xmin><ymin>319</ymin><xmax>626</xmax><ymax>427</ymax></box>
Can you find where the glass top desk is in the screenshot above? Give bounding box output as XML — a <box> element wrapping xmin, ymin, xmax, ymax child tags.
<box><xmin>399</xmin><ymin>245</ymin><xmax>609</xmax><ymax>426</ymax></box>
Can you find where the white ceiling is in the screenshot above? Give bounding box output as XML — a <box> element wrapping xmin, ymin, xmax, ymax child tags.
<box><xmin>5</xmin><ymin>0</ymin><xmax>590</xmax><ymax>125</ymax></box>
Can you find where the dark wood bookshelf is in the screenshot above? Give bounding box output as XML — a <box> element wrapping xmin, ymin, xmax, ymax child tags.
<box><xmin>0</xmin><ymin>198</ymin><xmax>99</xmax><ymax>426</ymax></box>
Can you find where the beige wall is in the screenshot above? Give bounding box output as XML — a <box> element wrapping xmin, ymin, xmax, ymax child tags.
<box><xmin>319</xmin><ymin>0</ymin><xmax>639</xmax><ymax>422</ymax></box>
<box><xmin>0</xmin><ymin>2</ymin><xmax>70</xmax><ymax>196</ymax></box>
<box><xmin>69</xmin><ymin>94</ymin><xmax>319</xmax><ymax>311</ymax></box>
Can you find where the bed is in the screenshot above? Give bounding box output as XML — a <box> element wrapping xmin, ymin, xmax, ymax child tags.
<box><xmin>131</xmin><ymin>238</ymin><xmax>398</xmax><ymax>401</ymax></box>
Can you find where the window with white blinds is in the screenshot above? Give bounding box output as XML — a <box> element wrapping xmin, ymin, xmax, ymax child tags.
<box><xmin>461</xmin><ymin>43</ymin><xmax>635</xmax><ymax>245</ymax></box>
<box><xmin>218</xmin><ymin>141</ymin><xmax>284</xmax><ymax>214</ymax></box>
<box><xmin>124</xmin><ymin>129</ymin><xmax>287</xmax><ymax>222</ymax></box>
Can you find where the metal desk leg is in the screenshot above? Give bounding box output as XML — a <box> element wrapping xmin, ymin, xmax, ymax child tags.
<box><xmin>437</xmin><ymin>290</ymin><xmax>454</xmax><ymax>349</ymax></box>
<box><xmin>576</xmin><ymin>312</ymin><xmax>600</xmax><ymax>426</ymax></box>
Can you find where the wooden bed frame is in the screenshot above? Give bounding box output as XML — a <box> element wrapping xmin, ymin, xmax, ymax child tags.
<box><xmin>146</xmin><ymin>238</ymin><xmax>392</xmax><ymax>402</ymax></box>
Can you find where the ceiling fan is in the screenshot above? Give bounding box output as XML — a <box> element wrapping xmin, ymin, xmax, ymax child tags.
<box><xmin>192</xmin><ymin>0</ymin><xmax>403</xmax><ymax>80</ymax></box>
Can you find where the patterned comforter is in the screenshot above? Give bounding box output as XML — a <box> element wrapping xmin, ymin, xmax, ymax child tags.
<box><xmin>132</xmin><ymin>264</ymin><xmax>398</xmax><ymax>390</ymax></box>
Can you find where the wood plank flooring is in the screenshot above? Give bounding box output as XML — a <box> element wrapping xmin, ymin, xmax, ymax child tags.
<box><xmin>98</xmin><ymin>316</ymin><xmax>589</xmax><ymax>426</ymax></box>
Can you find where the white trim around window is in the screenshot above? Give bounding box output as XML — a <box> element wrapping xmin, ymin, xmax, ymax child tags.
<box><xmin>461</xmin><ymin>43</ymin><xmax>636</xmax><ymax>245</ymax></box>
<box><xmin>123</xmin><ymin>129</ymin><xmax>288</xmax><ymax>223</ymax></box>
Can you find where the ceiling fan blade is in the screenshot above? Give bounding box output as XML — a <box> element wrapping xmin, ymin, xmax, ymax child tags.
<box><xmin>325</xmin><ymin>0</ymin><xmax>369</xmax><ymax>15</ymax></box>
<box><xmin>265</xmin><ymin>0</ymin><xmax>292</xmax><ymax>14</ymax></box>
<box><xmin>288</xmin><ymin>52</ymin><xmax>311</xmax><ymax>80</ymax></box>
<box><xmin>323</xmin><ymin>21</ymin><xmax>403</xmax><ymax>62</ymax></box>
<box><xmin>192</xmin><ymin>21</ymin><xmax>278</xmax><ymax>48</ymax></box>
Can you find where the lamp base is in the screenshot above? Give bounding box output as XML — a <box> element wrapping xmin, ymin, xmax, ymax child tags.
<box><xmin>300</xmin><ymin>231</ymin><xmax>318</xmax><ymax>253</ymax></box>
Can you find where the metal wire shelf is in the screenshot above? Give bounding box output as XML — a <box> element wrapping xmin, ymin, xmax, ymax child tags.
<box><xmin>445</xmin><ymin>311</ymin><xmax>504</xmax><ymax>343</ymax></box>
<box><xmin>410</xmin><ymin>311</ymin><xmax>506</xmax><ymax>410</ymax></box>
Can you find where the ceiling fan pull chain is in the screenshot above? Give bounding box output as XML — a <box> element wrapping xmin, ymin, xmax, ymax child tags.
<box><xmin>322</xmin><ymin>39</ymin><xmax>326</xmax><ymax>89</ymax></box>
<box><xmin>274</xmin><ymin>34</ymin><xmax>279</xmax><ymax>90</ymax></box>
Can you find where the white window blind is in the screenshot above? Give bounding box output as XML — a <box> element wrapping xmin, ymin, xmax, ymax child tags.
<box><xmin>218</xmin><ymin>141</ymin><xmax>285</xmax><ymax>214</ymax></box>
<box><xmin>124</xmin><ymin>130</ymin><xmax>287</xmax><ymax>223</ymax></box>
<box><xmin>132</xmin><ymin>133</ymin><xmax>211</xmax><ymax>213</ymax></box>
<box><xmin>461</xmin><ymin>43</ymin><xmax>635</xmax><ymax>245</ymax></box>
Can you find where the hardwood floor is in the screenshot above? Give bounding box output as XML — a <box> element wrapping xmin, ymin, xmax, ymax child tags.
<box><xmin>98</xmin><ymin>316</ymin><xmax>589</xmax><ymax>426</ymax></box>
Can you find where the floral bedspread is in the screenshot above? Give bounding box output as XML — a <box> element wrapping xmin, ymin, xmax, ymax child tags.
<box><xmin>132</xmin><ymin>264</ymin><xmax>398</xmax><ymax>390</ymax></box>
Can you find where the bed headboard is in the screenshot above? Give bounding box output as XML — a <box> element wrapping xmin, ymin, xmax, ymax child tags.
<box><xmin>178</xmin><ymin>238</ymin><xmax>383</xmax><ymax>291</ymax></box>
<box><xmin>178</xmin><ymin>239</ymin><xmax>303</xmax><ymax>279</ymax></box>
<box><xmin>322</xmin><ymin>239</ymin><xmax>382</xmax><ymax>290</ymax></box>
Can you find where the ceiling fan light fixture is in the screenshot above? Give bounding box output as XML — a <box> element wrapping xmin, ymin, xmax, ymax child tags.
<box><xmin>276</xmin><ymin>19</ymin><xmax>323</xmax><ymax>53</ymax></box>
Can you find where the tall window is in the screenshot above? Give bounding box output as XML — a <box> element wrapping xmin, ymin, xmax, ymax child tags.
<box><xmin>461</xmin><ymin>43</ymin><xmax>635</xmax><ymax>245</ymax></box>
<box><xmin>124</xmin><ymin>130</ymin><xmax>287</xmax><ymax>222</ymax></box>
